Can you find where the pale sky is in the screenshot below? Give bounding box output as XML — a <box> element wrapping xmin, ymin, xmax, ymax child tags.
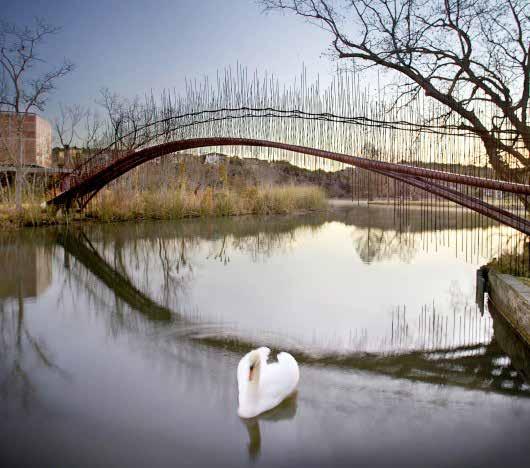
<box><xmin>2</xmin><ymin>0</ymin><xmax>335</xmax><ymax>121</ymax></box>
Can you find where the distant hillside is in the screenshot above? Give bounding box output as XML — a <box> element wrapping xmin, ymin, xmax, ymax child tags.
<box><xmin>125</xmin><ymin>152</ymin><xmax>493</xmax><ymax>200</ymax></box>
<box><xmin>168</xmin><ymin>153</ymin><xmax>355</xmax><ymax>199</ymax></box>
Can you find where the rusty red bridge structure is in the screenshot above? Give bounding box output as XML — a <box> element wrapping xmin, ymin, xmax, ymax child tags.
<box><xmin>45</xmin><ymin>68</ymin><xmax>530</xmax><ymax>236</ymax></box>
<box><xmin>48</xmin><ymin>135</ymin><xmax>530</xmax><ymax>236</ymax></box>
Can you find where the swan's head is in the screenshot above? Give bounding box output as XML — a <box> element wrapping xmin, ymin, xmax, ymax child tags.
<box><xmin>247</xmin><ymin>350</ymin><xmax>261</xmax><ymax>382</ymax></box>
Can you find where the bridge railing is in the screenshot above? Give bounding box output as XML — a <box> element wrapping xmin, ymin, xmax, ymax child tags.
<box><xmin>58</xmin><ymin>106</ymin><xmax>512</xmax><ymax>191</ymax></box>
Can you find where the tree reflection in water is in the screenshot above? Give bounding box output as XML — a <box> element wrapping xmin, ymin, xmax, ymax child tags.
<box><xmin>1</xmin><ymin>208</ymin><xmax>530</xmax><ymax>420</ymax></box>
<box><xmin>0</xmin><ymin>233</ymin><xmax>68</xmax><ymax>411</ymax></box>
<box><xmin>346</xmin><ymin>205</ymin><xmax>526</xmax><ymax>265</ymax></box>
<box><xmin>53</xmin><ymin>221</ymin><xmax>530</xmax><ymax>397</ymax></box>
<box><xmin>352</xmin><ymin>226</ymin><xmax>417</xmax><ymax>264</ymax></box>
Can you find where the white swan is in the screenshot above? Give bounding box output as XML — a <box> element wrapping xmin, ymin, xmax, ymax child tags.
<box><xmin>237</xmin><ymin>347</ymin><xmax>299</xmax><ymax>418</ymax></box>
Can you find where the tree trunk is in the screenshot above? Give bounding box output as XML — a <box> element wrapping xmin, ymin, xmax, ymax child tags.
<box><xmin>484</xmin><ymin>141</ymin><xmax>530</xmax><ymax>211</ymax></box>
<box><xmin>15</xmin><ymin>120</ymin><xmax>24</xmax><ymax>214</ymax></box>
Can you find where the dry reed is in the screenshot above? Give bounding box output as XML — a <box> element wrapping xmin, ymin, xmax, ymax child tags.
<box><xmin>0</xmin><ymin>185</ymin><xmax>327</xmax><ymax>229</ymax></box>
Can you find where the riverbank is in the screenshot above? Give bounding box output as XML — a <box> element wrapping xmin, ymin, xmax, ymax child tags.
<box><xmin>0</xmin><ymin>185</ymin><xmax>327</xmax><ymax>230</ymax></box>
<box><xmin>488</xmin><ymin>269</ymin><xmax>530</xmax><ymax>347</ymax></box>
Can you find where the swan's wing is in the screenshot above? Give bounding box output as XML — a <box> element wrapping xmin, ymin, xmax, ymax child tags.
<box><xmin>276</xmin><ymin>352</ymin><xmax>299</xmax><ymax>387</ymax></box>
<box><xmin>260</xmin><ymin>352</ymin><xmax>299</xmax><ymax>403</ymax></box>
<box><xmin>238</xmin><ymin>348</ymin><xmax>270</xmax><ymax>393</ymax></box>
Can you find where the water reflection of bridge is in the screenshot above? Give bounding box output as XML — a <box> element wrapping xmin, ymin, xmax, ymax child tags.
<box><xmin>1</xmin><ymin>216</ymin><xmax>528</xmax><ymax>401</ymax></box>
<box><xmin>54</xmin><ymin>229</ymin><xmax>530</xmax><ymax>397</ymax></box>
<box><xmin>58</xmin><ymin>231</ymin><xmax>173</xmax><ymax>322</ymax></box>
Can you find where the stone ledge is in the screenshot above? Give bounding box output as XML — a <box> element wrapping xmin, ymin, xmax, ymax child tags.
<box><xmin>488</xmin><ymin>269</ymin><xmax>530</xmax><ymax>346</ymax></box>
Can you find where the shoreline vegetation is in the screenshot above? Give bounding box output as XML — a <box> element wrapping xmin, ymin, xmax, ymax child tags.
<box><xmin>1</xmin><ymin>153</ymin><xmax>527</xmax><ymax>231</ymax></box>
<box><xmin>0</xmin><ymin>184</ymin><xmax>327</xmax><ymax>230</ymax></box>
<box><xmin>488</xmin><ymin>249</ymin><xmax>530</xmax><ymax>279</ymax></box>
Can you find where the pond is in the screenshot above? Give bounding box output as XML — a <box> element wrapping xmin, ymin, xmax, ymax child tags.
<box><xmin>1</xmin><ymin>205</ymin><xmax>529</xmax><ymax>467</ymax></box>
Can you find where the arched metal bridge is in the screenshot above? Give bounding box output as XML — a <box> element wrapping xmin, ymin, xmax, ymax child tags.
<box><xmin>48</xmin><ymin>137</ymin><xmax>530</xmax><ymax>235</ymax></box>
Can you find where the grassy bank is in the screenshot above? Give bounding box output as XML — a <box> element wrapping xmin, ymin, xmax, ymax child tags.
<box><xmin>0</xmin><ymin>185</ymin><xmax>327</xmax><ymax>229</ymax></box>
<box><xmin>488</xmin><ymin>248</ymin><xmax>530</xmax><ymax>278</ymax></box>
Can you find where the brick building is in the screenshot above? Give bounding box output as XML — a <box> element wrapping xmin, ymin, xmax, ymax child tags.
<box><xmin>0</xmin><ymin>112</ymin><xmax>53</xmax><ymax>167</ymax></box>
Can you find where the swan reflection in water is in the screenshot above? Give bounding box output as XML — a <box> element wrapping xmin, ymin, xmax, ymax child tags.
<box><xmin>241</xmin><ymin>392</ymin><xmax>298</xmax><ymax>462</ymax></box>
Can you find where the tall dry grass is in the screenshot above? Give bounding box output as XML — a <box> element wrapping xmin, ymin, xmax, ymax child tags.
<box><xmin>86</xmin><ymin>185</ymin><xmax>327</xmax><ymax>222</ymax></box>
<box><xmin>0</xmin><ymin>184</ymin><xmax>327</xmax><ymax>228</ymax></box>
<box><xmin>1</xmin><ymin>155</ymin><xmax>327</xmax><ymax>228</ymax></box>
<box><xmin>0</xmin><ymin>182</ymin><xmax>59</xmax><ymax>229</ymax></box>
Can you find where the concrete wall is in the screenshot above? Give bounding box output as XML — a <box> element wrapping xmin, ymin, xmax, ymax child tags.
<box><xmin>0</xmin><ymin>112</ymin><xmax>53</xmax><ymax>167</ymax></box>
<box><xmin>488</xmin><ymin>269</ymin><xmax>530</xmax><ymax>346</ymax></box>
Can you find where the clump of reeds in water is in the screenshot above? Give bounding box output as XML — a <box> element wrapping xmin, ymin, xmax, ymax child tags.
<box><xmin>0</xmin><ymin>184</ymin><xmax>326</xmax><ymax>229</ymax></box>
<box><xmin>85</xmin><ymin>185</ymin><xmax>327</xmax><ymax>222</ymax></box>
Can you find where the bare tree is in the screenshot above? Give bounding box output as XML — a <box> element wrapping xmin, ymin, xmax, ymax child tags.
<box><xmin>53</xmin><ymin>103</ymin><xmax>87</xmax><ymax>168</ymax></box>
<box><xmin>98</xmin><ymin>88</ymin><xmax>128</xmax><ymax>150</ymax></box>
<box><xmin>53</xmin><ymin>103</ymin><xmax>85</xmax><ymax>148</ymax></box>
<box><xmin>261</xmin><ymin>0</ymin><xmax>530</xmax><ymax>185</ymax></box>
<box><xmin>83</xmin><ymin>108</ymin><xmax>103</xmax><ymax>150</ymax></box>
<box><xmin>0</xmin><ymin>19</ymin><xmax>74</xmax><ymax>211</ymax></box>
<box><xmin>97</xmin><ymin>88</ymin><xmax>159</xmax><ymax>151</ymax></box>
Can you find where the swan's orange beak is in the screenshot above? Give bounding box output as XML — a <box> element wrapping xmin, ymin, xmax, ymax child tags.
<box><xmin>248</xmin><ymin>364</ymin><xmax>255</xmax><ymax>381</ymax></box>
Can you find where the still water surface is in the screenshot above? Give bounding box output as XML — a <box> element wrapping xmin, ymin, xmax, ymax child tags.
<box><xmin>1</xmin><ymin>206</ymin><xmax>530</xmax><ymax>467</ymax></box>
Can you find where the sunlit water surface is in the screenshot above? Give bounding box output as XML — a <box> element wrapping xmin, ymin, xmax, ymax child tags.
<box><xmin>1</xmin><ymin>206</ymin><xmax>530</xmax><ymax>467</ymax></box>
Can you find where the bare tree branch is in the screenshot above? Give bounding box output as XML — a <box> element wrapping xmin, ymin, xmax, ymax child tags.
<box><xmin>53</xmin><ymin>103</ymin><xmax>86</xmax><ymax>148</ymax></box>
<box><xmin>0</xmin><ymin>18</ymin><xmax>74</xmax><ymax>210</ymax></box>
<box><xmin>261</xmin><ymin>0</ymin><xmax>530</xmax><ymax>182</ymax></box>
